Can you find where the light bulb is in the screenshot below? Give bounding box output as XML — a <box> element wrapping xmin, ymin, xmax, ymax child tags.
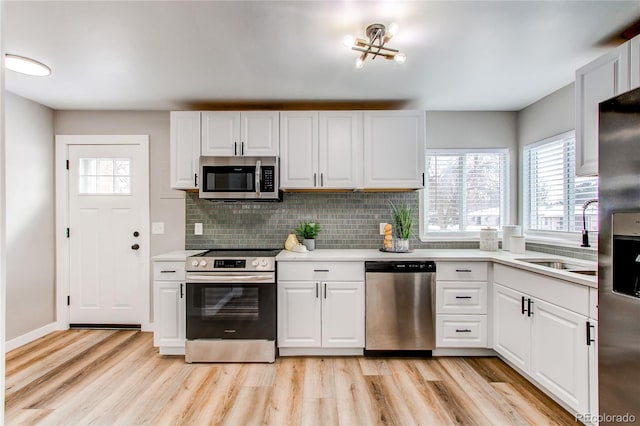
<box><xmin>355</xmin><ymin>58</ymin><xmax>364</xmax><ymax>69</ymax></box>
<box><xmin>394</xmin><ymin>53</ymin><xmax>406</xmax><ymax>64</ymax></box>
<box><xmin>388</xmin><ymin>22</ymin><xmax>399</xmax><ymax>37</ymax></box>
<box><xmin>5</xmin><ymin>54</ymin><xmax>51</xmax><ymax>76</ymax></box>
<box><xmin>343</xmin><ymin>35</ymin><xmax>356</xmax><ymax>48</ymax></box>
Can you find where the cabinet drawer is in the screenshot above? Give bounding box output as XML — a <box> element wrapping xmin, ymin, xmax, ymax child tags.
<box><xmin>436</xmin><ymin>315</ymin><xmax>487</xmax><ymax>348</ymax></box>
<box><xmin>436</xmin><ymin>281</ymin><xmax>487</xmax><ymax>314</ymax></box>
<box><xmin>437</xmin><ymin>262</ymin><xmax>488</xmax><ymax>281</ymax></box>
<box><xmin>153</xmin><ymin>262</ymin><xmax>186</xmax><ymax>281</ymax></box>
<box><xmin>278</xmin><ymin>262</ymin><xmax>364</xmax><ymax>282</ymax></box>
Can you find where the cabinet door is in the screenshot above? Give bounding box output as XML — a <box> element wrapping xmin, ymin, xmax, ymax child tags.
<box><xmin>493</xmin><ymin>284</ymin><xmax>530</xmax><ymax>372</ymax></box>
<box><xmin>242</xmin><ymin>111</ymin><xmax>279</xmax><ymax>156</ymax></box>
<box><xmin>575</xmin><ymin>42</ymin><xmax>630</xmax><ymax>176</ymax></box>
<box><xmin>280</xmin><ymin>112</ymin><xmax>319</xmax><ymax>189</ymax></box>
<box><xmin>588</xmin><ymin>319</ymin><xmax>598</xmax><ymax>421</ymax></box>
<box><xmin>154</xmin><ymin>281</ymin><xmax>185</xmax><ymax>348</ymax></box>
<box><xmin>530</xmin><ymin>298</ymin><xmax>589</xmax><ymax>414</ymax></box>
<box><xmin>318</xmin><ymin>111</ymin><xmax>363</xmax><ymax>189</ymax></box>
<box><xmin>170</xmin><ymin>111</ymin><xmax>201</xmax><ymax>189</ymax></box>
<box><xmin>277</xmin><ymin>281</ymin><xmax>321</xmax><ymax>347</ymax></box>
<box><xmin>631</xmin><ymin>36</ymin><xmax>640</xmax><ymax>91</ymax></box>
<box><xmin>321</xmin><ymin>281</ymin><xmax>365</xmax><ymax>348</ymax></box>
<box><xmin>201</xmin><ymin>111</ymin><xmax>240</xmax><ymax>156</ymax></box>
<box><xmin>363</xmin><ymin>110</ymin><xmax>425</xmax><ymax>188</ymax></box>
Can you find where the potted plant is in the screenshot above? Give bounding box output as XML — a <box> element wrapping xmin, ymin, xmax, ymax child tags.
<box><xmin>390</xmin><ymin>201</ymin><xmax>413</xmax><ymax>251</ymax></box>
<box><xmin>295</xmin><ymin>221</ymin><xmax>321</xmax><ymax>251</ymax></box>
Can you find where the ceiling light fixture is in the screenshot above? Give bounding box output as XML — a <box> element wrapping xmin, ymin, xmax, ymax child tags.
<box><xmin>343</xmin><ymin>23</ymin><xmax>406</xmax><ymax>69</ymax></box>
<box><xmin>5</xmin><ymin>54</ymin><xmax>51</xmax><ymax>77</ymax></box>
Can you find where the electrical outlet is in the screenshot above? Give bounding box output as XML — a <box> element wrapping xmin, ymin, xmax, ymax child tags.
<box><xmin>379</xmin><ymin>223</ymin><xmax>388</xmax><ymax>235</ymax></box>
<box><xmin>194</xmin><ymin>223</ymin><xmax>203</xmax><ymax>235</ymax></box>
<box><xmin>151</xmin><ymin>222</ymin><xmax>165</xmax><ymax>235</ymax></box>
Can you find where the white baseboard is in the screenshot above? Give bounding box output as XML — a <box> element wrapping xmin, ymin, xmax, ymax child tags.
<box><xmin>5</xmin><ymin>322</ymin><xmax>58</xmax><ymax>352</ymax></box>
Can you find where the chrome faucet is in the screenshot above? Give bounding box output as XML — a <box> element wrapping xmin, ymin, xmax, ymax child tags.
<box><xmin>581</xmin><ymin>199</ymin><xmax>598</xmax><ymax>247</ymax></box>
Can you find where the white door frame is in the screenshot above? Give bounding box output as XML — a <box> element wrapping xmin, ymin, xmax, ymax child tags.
<box><xmin>55</xmin><ymin>135</ymin><xmax>151</xmax><ymax>331</ymax></box>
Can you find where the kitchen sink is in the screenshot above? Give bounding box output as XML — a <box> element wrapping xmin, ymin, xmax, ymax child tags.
<box><xmin>516</xmin><ymin>258</ymin><xmax>597</xmax><ymax>276</ymax></box>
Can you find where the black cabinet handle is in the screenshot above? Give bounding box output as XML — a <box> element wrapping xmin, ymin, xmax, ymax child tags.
<box><xmin>521</xmin><ymin>296</ymin><xmax>526</xmax><ymax>315</ymax></box>
<box><xmin>234</xmin><ymin>142</ymin><xmax>237</xmax><ymax>156</ymax></box>
<box><xmin>314</xmin><ymin>269</ymin><xmax>330</xmax><ymax>272</ymax></box>
<box><xmin>241</xmin><ymin>142</ymin><xmax>245</xmax><ymax>156</ymax></box>
<box><xmin>160</xmin><ymin>270</ymin><xmax>176</xmax><ymax>274</ymax></box>
<box><xmin>586</xmin><ymin>321</ymin><xmax>595</xmax><ymax>345</ymax></box>
<box><xmin>180</xmin><ymin>283</ymin><xmax>184</xmax><ymax>299</ymax></box>
<box><xmin>455</xmin><ymin>329</ymin><xmax>472</xmax><ymax>333</ymax></box>
<box><xmin>315</xmin><ymin>282</ymin><xmax>319</xmax><ymax>298</ymax></box>
<box><xmin>131</xmin><ymin>244</ymin><xmax>140</xmax><ymax>250</ymax></box>
<box><xmin>456</xmin><ymin>269</ymin><xmax>472</xmax><ymax>273</ymax></box>
<box><xmin>320</xmin><ymin>173</ymin><xmax>324</xmax><ymax>187</ymax></box>
<box><xmin>314</xmin><ymin>173</ymin><xmax>317</xmax><ymax>187</ymax></box>
<box><xmin>324</xmin><ymin>283</ymin><xmax>327</xmax><ymax>299</ymax></box>
<box><xmin>455</xmin><ymin>296</ymin><xmax>472</xmax><ymax>299</ymax></box>
<box><xmin>527</xmin><ymin>298</ymin><xmax>533</xmax><ymax>317</ymax></box>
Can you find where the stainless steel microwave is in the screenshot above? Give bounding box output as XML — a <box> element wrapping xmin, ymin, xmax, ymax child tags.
<box><xmin>199</xmin><ymin>157</ymin><xmax>281</xmax><ymax>201</ymax></box>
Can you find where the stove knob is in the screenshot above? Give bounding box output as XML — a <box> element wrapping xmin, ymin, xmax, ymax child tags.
<box><xmin>252</xmin><ymin>259</ymin><xmax>260</xmax><ymax>266</ymax></box>
<box><xmin>260</xmin><ymin>259</ymin><xmax>269</xmax><ymax>267</ymax></box>
<box><xmin>199</xmin><ymin>260</ymin><xmax>207</xmax><ymax>267</ymax></box>
<box><xmin>191</xmin><ymin>260</ymin><xmax>199</xmax><ymax>267</ymax></box>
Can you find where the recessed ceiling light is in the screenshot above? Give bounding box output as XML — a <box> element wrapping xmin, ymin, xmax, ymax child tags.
<box><xmin>5</xmin><ymin>54</ymin><xmax>51</xmax><ymax>77</ymax></box>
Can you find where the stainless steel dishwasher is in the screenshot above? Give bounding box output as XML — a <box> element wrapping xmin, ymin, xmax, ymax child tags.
<box><xmin>365</xmin><ymin>261</ymin><xmax>436</xmax><ymax>352</ymax></box>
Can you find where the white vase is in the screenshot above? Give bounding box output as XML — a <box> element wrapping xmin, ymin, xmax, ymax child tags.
<box><xmin>396</xmin><ymin>238</ymin><xmax>410</xmax><ymax>252</ymax></box>
<box><xmin>303</xmin><ymin>239</ymin><xmax>316</xmax><ymax>251</ymax></box>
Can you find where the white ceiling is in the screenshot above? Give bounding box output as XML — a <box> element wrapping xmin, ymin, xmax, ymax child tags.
<box><xmin>5</xmin><ymin>1</ymin><xmax>640</xmax><ymax>111</ymax></box>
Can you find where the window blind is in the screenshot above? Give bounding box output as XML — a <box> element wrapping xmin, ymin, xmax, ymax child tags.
<box><xmin>424</xmin><ymin>149</ymin><xmax>508</xmax><ymax>233</ymax></box>
<box><xmin>525</xmin><ymin>132</ymin><xmax>598</xmax><ymax>233</ymax></box>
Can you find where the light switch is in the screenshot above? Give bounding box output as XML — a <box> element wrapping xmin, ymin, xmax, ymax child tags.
<box><xmin>194</xmin><ymin>223</ymin><xmax>203</xmax><ymax>235</ymax></box>
<box><xmin>151</xmin><ymin>222</ymin><xmax>165</xmax><ymax>234</ymax></box>
<box><xmin>379</xmin><ymin>223</ymin><xmax>388</xmax><ymax>235</ymax></box>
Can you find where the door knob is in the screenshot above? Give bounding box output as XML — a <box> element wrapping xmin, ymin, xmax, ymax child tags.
<box><xmin>131</xmin><ymin>244</ymin><xmax>140</xmax><ymax>250</ymax></box>
<box><xmin>133</xmin><ymin>231</ymin><xmax>139</xmax><ymax>237</ymax></box>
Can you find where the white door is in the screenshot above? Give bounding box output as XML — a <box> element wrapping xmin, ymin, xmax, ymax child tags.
<box><xmin>321</xmin><ymin>281</ymin><xmax>365</xmax><ymax>348</ymax></box>
<box><xmin>68</xmin><ymin>143</ymin><xmax>148</xmax><ymax>325</ymax></box>
<box><xmin>493</xmin><ymin>284</ymin><xmax>530</xmax><ymax>372</ymax></box>
<box><xmin>201</xmin><ymin>111</ymin><xmax>240</xmax><ymax>156</ymax></box>
<box><xmin>530</xmin><ymin>298</ymin><xmax>590</xmax><ymax>413</ymax></box>
<box><xmin>277</xmin><ymin>281</ymin><xmax>321</xmax><ymax>347</ymax></box>
<box><xmin>319</xmin><ymin>111</ymin><xmax>363</xmax><ymax>189</ymax></box>
<box><xmin>279</xmin><ymin>111</ymin><xmax>319</xmax><ymax>189</ymax></box>
<box><xmin>242</xmin><ymin>111</ymin><xmax>279</xmax><ymax>156</ymax></box>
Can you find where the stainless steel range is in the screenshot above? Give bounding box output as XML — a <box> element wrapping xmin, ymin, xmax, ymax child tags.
<box><xmin>185</xmin><ymin>249</ymin><xmax>280</xmax><ymax>363</ymax></box>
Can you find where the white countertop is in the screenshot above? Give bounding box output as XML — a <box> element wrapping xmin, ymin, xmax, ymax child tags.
<box><xmin>152</xmin><ymin>250</ymin><xmax>206</xmax><ymax>261</ymax></box>
<box><xmin>276</xmin><ymin>248</ymin><xmax>597</xmax><ymax>288</ymax></box>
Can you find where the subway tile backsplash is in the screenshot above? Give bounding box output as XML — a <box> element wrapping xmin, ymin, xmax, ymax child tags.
<box><xmin>185</xmin><ymin>191</ymin><xmax>597</xmax><ymax>261</ymax></box>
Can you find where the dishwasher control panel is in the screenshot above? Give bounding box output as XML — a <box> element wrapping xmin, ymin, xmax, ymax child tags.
<box><xmin>365</xmin><ymin>261</ymin><xmax>436</xmax><ymax>273</ymax></box>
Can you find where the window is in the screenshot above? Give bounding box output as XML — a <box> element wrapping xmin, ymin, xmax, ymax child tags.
<box><xmin>422</xmin><ymin>149</ymin><xmax>509</xmax><ymax>236</ymax></box>
<box><xmin>524</xmin><ymin>131</ymin><xmax>598</xmax><ymax>234</ymax></box>
<box><xmin>79</xmin><ymin>157</ymin><xmax>131</xmax><ymax>194</ymax></box>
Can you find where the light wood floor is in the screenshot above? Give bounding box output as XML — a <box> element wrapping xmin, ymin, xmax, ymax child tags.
<box><xmin>5</xmin><ymin>330</ymin><xmax>577</xmax><ymax>425</ymax></box>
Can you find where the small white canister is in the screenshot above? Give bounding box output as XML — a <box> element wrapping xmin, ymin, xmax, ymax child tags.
<box><xmin>479</xmin><ymin>227</ymin><xmax>499</xmax><ymax>251</ymax></box>
<box><xmin>502</xmin><ymin>225</ymin><xmax>522</xmax><ymax>251</ymax></box>
<box><xmin>511</xmin><ymin>235</ymin><xmax>526</xmax><ymax>254</ymax></box>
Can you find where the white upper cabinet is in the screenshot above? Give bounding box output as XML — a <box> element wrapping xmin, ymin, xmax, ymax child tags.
<box><xmin>280</xmin><ymin>111</ymin><xmax>319</xmax><ymax>188</ymax></box>
<box><xmin>318</xmin><ymin>111</ymin><xmax>364</xmax><ymax>189</ymax></box>
<box><xmin>630</xmin><ymin>36</ymin><xmax>640</xmax><ymax>91</ymax></box>
<box><xmin>575</xmin><ymin>42</ymin><xmax>630</xmax><ymax>176</ymax></box>
<box><xmin>363</xmin><ymin>110</ymin><xmax>425</xmax><ymax>188</ymax></box>
<box><xmin>201</xmin><ymin>111</ymin><xmax>279</xmax><ymax>157</ymax></box>
<box><xmin>170</xmin><ymin>111</ymin><xmax>201</xmax><ymax>189</ymax></box>
<box><xmin>280</xmin><ymin>111</ymin><xmax>363</xmax><ymax>189</ymax></box>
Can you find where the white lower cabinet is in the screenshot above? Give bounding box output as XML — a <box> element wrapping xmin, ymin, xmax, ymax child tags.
<box><xmin>277</xmin><ymin>262</ymin><xmax>365</xmax><ymax>354</ymax></box>
<box><xmin>153</xmin><ymin>261</ymin><xmax>186</xmax><ymax>355</ymax></box>
<box><xmin>436</xmin><ymin>262</ymin><xmax>489</xmax><ymax>348</ymax></box>
<box><xmin>493</xmin><ymin>265</ymin><xmax>593</xmax><ymax>416</ymax></box>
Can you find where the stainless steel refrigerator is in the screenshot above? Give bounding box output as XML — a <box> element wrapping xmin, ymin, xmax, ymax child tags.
<box><xmin>598</xmin><ymin>87</ymin><xmax>640</xmax><ymax>424</ymax></box>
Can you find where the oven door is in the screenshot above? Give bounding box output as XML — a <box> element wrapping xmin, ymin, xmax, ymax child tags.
<box><xmin>186</xmin><ymin>277</ymin><xmax>275</xmax><ymax>340</ymax></box>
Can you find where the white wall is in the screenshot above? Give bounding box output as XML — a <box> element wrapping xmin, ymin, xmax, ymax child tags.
<box><xmin>5</xmin><ymin>92</ymin><xmax>55</xmax><ymax>340</ymax></box>
<box><xmin>516</xmin><ymin>83</ymin><xmax>575</xmax><ymax>223</ymax></box>
<box><xmin>425</xmin><ymin>111</ymin><xmax>519</xmax><ymax>224</ymax></box>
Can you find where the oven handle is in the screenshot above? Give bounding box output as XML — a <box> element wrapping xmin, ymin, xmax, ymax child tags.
<box><xmin>186</xmin><ymin>274</ymin><xmax>275</xmax><ymax>283</ymax></box>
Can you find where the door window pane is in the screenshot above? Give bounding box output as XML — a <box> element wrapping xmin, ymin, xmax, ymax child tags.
<box><xmin>78</xmin><ymin>158</ymin><xmax>131</xmax><ymax>194</ymax></box>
